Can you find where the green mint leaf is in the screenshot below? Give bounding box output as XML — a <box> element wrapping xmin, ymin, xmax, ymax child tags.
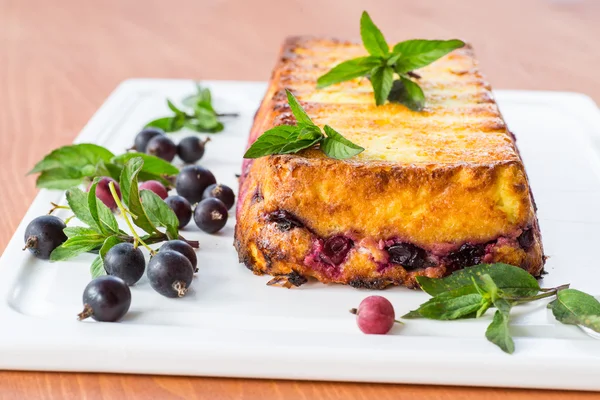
<box><xmin>297</xmin><ymin>125</ymin><xmax>323</xmax><ymax>141</ymax></box>
<box><xmin>193</xmin><ymin>106</ymin><xmax>219</xmax><ymax>127</ymax></box>
<box><xmin>321</xmin><ymin>126</ymin><xmax>364</xmax><ymax>159</ymax></box>
<box><xmin>475</xmin><ymin>301</ymin><xmax>491</xmax><ymax>318</ymax></box>
<box><xmin>401</xmin><ymin>310</ymin><xmax>423</xmax><ymax>319</ymax></box>
<box><xmin>65</xmin><ymin>188</ymin><xmax>102</xmax><ymax>233</ymax></box>
<box><xmin>386</xmin><ymin>53</ymin><xmax>402</xmax><ymax>66</ymax></box>
<box><xmin>416</xmin><ymin>292</ymin><xmax>485</xmax><ymax>320</ymax></box>
<box><xmin>182</xmin><ymin>95</ymin><xmax>200</xmax><ymax>108</ymax></box>
<box><xmin>111</xmin><ymin>152</ymin><xmax>179</xmax><ymax>177</ymax></box>
<box><xmin>140</xmin><ymin>190</ymin><xmax>179</xmax><ymax>240</ymax></box>
<box><xmin>29</xmin><ymin>144</ymin><xmax>115</xmax><ymax>174</ymax></box>
<box><xmin>35</xmin><ymin>168</ymin><xmax>89</xmax><ymax>190</ymax></box>
<box><xmin>370</xmin><ymin>66</ymin><xmax>394</xmax><ymax>106</ymax></box>
<box><xmin>145</xmin><ymin>115</ymin><xmax>186</xmax><ymax>133</ymax></box>
<box><xmin>88</xmin><ymin>178</ymin><xmax>119</xmax><ymax>235</ymax></box>
<box><xmin>50</xmin><ymin>234</ymin><xmax>106</xmax><ymax>262</ymax></box>
<box><xmin>184</xmin><ymin>119</ymin><xmax>224</xmax><ymax>133</ymax></box>
<box><xmin>494</xmin><ymin>297</ymin><xmax>512</xmax><ymax>314</ymax></box>
<box><xmin>479</xmin><ymin>274</ymin><xmax>499</xmax><ymax>301</ymax></box>
<box><xmin>407</xmin><ymin>285</ymin><xmax>485</xmax><ymax>320</ymax></box>
<box><xmin>90</xmin><ymin>255</ymin><xmax>106</xmax><ymax>279</ymax></box>
<box><xmin>63</xmin><ymin>227</ymin><xmax>100</xmax><ymax>238</ymax></box>
<box><xmin>183</xmin><ymin>85</ymin><xmax>214</xmax><ymax>112</ymax></box>
<box><xmin>243</xmin><ymin>126</ymin><xmax>321</xmax><ymax>158</ymax></box>
<box><xmin>316</xmin><ymin>56</ymin><xmax>381</xmax><ymax>88</ymax></box>
<box><xmin>549</xmin><ymin>289</ymin><xmax>600</xmax><ymax>333</ymax></box>
<box><xmin>417</xmin><ymin>263</ymin><xmax>540</xmax><ymax>298</ymax></box>
<box><xmin>485</xmin><ymin>300</ymin><xmax>514</xmax><ymax>354</ymax></box>
<box><xmin>387</xmin><ymin>78</ymin><xmax>425</xmax><ymax>111</ymax></box>
<box><xmin>360</xmin><ymin>11</ymin><xmax>389</xmax><ymax>57</ymax></box>
<box><xmin>392</xmin><ymin>39</ymin><xmax>465</xmax><ymax>72</ymax></box>
<box><xmin>167</xmin><ymin>99</ymin><xmax>185</xmax><ymax>116</ymax></box>
<box><xmin>285</xmin><ymin>90</ymin><xmax>315</xmax><ymax>127</ymax></box>
<box><xmin>119</xmin><ymin>158</ymin><xmax>158</xmax><ymax>235</ymax></box>
<box><xmin>95</xmin><ymin>161</ymin><xmax>123</xmax><ymax>181</ymax></box>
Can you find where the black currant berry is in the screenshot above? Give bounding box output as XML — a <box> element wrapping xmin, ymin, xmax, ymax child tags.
<box><xmin>387</xmin><ymin>243</ymin><xmax>427</xmax><ymax>270</ymax></box>
<box><xmin>321</xmin><ymin>236</ymin><xmax>353</xmax><ymax>265</ymax></box>
<box><xmin>194</xmin><ymin>198</ymin><xmax>228</xmax><ymax>234</ymax></box>
<box><xmin>175</xmin><ymin>165</ymin><xmax>216</xmax><ymax>204</ymax></box>
<box><xmin>202</xmin><ymin>183</ymin><xmax>235</xmax><ymax>210</ymax></box>
<box><xmin>78</xmin><ymin>276</ymin><xmax>131</xmax><ymax>322</ymax></box>
<box><xmin>266</xmin><ymin>210</ymin><xmax>303</xmax><ymax>231</ymax></box>
<box><xmin>23</xmin><ymin>215</ymin><xmax>67</xmax><ymax>259</ymax></box>
<box><xmin>139</xmin><ymin>180</ymin><xmax>168</xmax><ymax>199</ymax></box>
<box><xmin>448</xmin><ymin>244</ymin><xmax>485</xmax><ymax>268</ymax></box>
<box><xmin>177</xmin><ymin>136</ymin><xmax>209</xmax><ymax>164</ymax></box>
<box><xmin>160</xmin><ymin>240</ymin><xmax>198</xmax><ymax>272</ymax></box>
<box><xmin>147</xmin><ymin>251</ymin><xmax>194</xmax><ymax>298</ymax></box>
<box><xmin>164</xmin><ymin>195</ymin><xmax>192</xmax><ymax>229</ymax></box>
<box><xmin>104</xmin><ymin>243</ymin><xmax>146</xmax><ymax>285</ymax></box>
<box><xmin>518</xmin><ymin>228</ymin><xmax>535</xmax><ymax>250</ymax></box>
<box><xmin>146</xmin><ymin>135</ymin><xmax>177</xmax><ymax>162</ymax></box>
<box><xmin>132</xmin><ymin>127</ymin><xmax>164</xmax><ymax>152</ymax></box>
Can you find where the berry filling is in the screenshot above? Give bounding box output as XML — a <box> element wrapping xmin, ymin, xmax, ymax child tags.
<box><xmin>386</xmin><ymin>243</ymin><xmax>427</xmax><ymax>270</ymax></box>
<box><xmin>304</xmin><ymin>236</ymin><xmax>354</xmax><ymax>279</ymax></box>
<box><xmin>264</xmin><ymin>209</ymin><xmax>537</xmax><ymax>276</ymax></box>
<box><xmin>321</xmin><ymin>236</ymin><xmax>354</xmax><ymax>266</ymax></box>
<box><xmin>447</xmin><ymin>243</ymin><xmax>486</xmax><ymax>269</ymax></box>
<box><xmin>267</xmin><ymin>210</ymin><xmax>304</xmax><ymax>231</ymax></box>
<box><xmin>517</xmin><ymin>228</ymin><xmax>535</xmax><ymax>249</ymax></box>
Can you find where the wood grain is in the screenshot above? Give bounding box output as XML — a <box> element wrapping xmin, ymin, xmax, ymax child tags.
<box><xmin>0</xmin><ymin>0</ymin><xmax>599</xmax><ymax>398</ymax></box>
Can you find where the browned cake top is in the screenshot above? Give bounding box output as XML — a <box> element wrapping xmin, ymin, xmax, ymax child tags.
<box><xmin>264</xmin><ymin>36</ymin><xmax>518</xmax><ymax>165</ymax></box>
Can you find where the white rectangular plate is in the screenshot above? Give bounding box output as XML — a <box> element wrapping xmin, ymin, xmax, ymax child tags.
<box><xmin>2</xmin><ymin>79</ymin><xmax>600</xmax><ymax>390</ymax></box>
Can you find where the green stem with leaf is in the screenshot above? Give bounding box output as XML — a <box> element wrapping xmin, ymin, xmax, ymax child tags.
<box><xmin>506</xmin><ymin>284</ymin><xmax>570</xmax><ymax>305</ymax></box>
<box><xmin>108</xmin><ymin>181</ymin><xmax>155</xmax><ymax>255</ymax></box>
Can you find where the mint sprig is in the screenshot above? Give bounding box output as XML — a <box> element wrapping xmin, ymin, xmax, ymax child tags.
<box><xmin>49</xmin><ymin>157</ymin><xmax>198</xmax><ymax>277</ymax></box>
<box><xmin>243</xmin><ymin>90</ymin><xmax>364</xmax><ymax>160</ymax></box>
<box><xmin>29</xmin><ymin>144</ymin><xmax>177</xmax><ymax>190</ymax></box>
<box><xmin>402</xmin><ymin>263</ymin><xmax>600</xmax><ymax>354</ymax></box>
<box><xmin>146</xmin><ymin>84</ymin><xmax>238</xmax><ymax>133</ymax></box>
<box><xmin>317</xmin><ymin>11</ymin><xmax>464</xmax><ymax>109</ymax></box>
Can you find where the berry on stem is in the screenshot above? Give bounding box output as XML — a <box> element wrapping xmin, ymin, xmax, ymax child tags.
<box><xmin>350</xmin><ymin>296</ymin><xmax>400</xmax><ymax>335</ymax></box>
<box><xmin>108</xmin><ymin>181</ymin><xmax>155</xmax><ymax>255</ymax></box>
<box><xmin>23</xmin><ymin>215</ymin><xmax>67</xmax><ymax>259</ymax></box>
<box><xmin>147</xmin><ymin>251</ymin><xmax>194</xmax><ymax>298</ymax></box>
<box><xmin>177</xmin><ymin>136</ymin><xmax>210</xmax><ymax>164</ymax></box>
<box><xmin>78</xmin><ymin>276</ymin><xmax>131</xmax><ymax>322</ymax></box>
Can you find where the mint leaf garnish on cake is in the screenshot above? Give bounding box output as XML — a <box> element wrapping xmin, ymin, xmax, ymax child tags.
<box><xmin>317</xmin><ymin>11</ymin><xmax>464</xmax><ymax>109</ymax></box>
<box><xmin>243</xmin><ymin>90</ymin><xmax>364</xmax><ymax>160</ymax></box>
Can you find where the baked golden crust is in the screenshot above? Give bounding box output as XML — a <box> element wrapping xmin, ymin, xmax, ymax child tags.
<box><xmin>235</xmin><ymin>36</ymin><xmax>544</xmax><ymax>289</ymax></box>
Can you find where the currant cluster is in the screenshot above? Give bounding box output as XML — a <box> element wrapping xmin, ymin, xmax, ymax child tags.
<box><xmin>132</xmin><ymin>127</ymin><xmax>210</xmax><ymax>164</ymax></box>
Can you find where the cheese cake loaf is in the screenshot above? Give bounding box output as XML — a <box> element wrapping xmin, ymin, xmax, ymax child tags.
<box><xmin>234</xmin><ymin>36</ymin><xmax>544</xmax><ymax>289</ymax></box>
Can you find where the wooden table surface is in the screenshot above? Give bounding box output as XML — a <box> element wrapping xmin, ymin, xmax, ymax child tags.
<box><xmin>1</xmin><ymin>0</ymin><xmax>600</xmax><ymax>398</ymax></box>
